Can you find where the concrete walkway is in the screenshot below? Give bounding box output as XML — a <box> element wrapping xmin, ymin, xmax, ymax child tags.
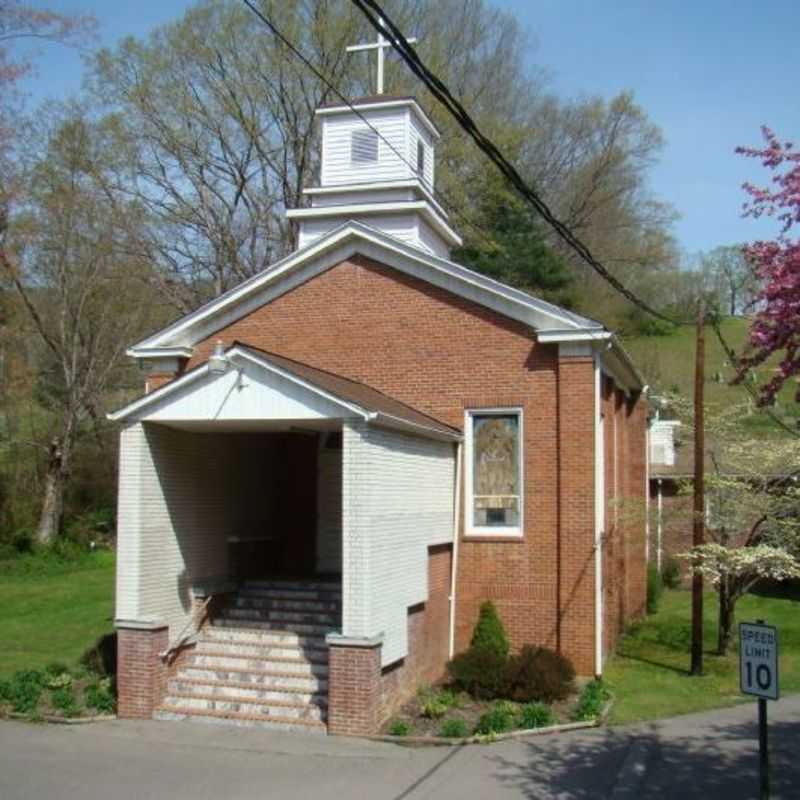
<box><xmin>1</xmin><ymin>695</ymin><xmax>798</xmax><ymax>799</ymax></box>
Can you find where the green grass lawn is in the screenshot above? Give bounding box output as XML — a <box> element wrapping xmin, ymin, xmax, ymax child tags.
<box><xmin>605</xmin><ymin>588</ymin><xmax>800</xmax><ymax>725</ymax></box>
<box><xmin>622</xmin><ymin>317</ymin><xmax>800</xmax><ymax>434</ymax></box>
<box><xmin>0</xmin><ymin>550</ymin><xmax>115</xmax><ymax>678</ymax></box>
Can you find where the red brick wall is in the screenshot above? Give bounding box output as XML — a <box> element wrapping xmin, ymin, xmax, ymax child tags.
<box><xmin>327</xmin><ymin>643</ymin><xmax>381</xmax><ymax>736</ymax></box>
<box><xmin>601</xmin><ymin>381</ymin><xmax>647</xmax><ymax>661</ymax></box>
<box><xmin>175</xmin><ymin>254</ymin><xmax>645</xmax><ymax>677</ymax></box>
<box><xmin>117</xmin><ymin>626</ymin><xmax>168</xmax><ymax>719</ymax></box>
<box><xmin>378</xmin><ymin>544</ymin><xmax>452</xmax><ymax>723</ymax></box>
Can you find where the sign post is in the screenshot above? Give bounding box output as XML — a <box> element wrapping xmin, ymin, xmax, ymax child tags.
<box><xmin>740</xmin><ymin>620</ymin><xmax>779</xmax><ymax>800</ymax></box>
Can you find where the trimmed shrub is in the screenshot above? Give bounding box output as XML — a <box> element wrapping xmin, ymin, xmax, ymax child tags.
<box><xmin>388</xmin><ymin>719</ymin><xmax>411</xmax><ymax>736</ymax></box>
<box><xmin>447</xmin><ymin>648</ymin><xmax>508</xmax><ymax>700</ymax></box>
<box><xmin>573</xmin><ymin>679</ymin><xmax>610</xmax><ymax>721</ymax></box>
<box><xmin>505</xmin><ymin>645</ymin><xmax>575</xmax><ymax>703</ymax></box>
<box><xmin>470</xmin><ymin>601</ymin><xmax>509</xmax><ymax>659</ymax></box>
<box><xmin>647</xmin><ymin>563</ymin><xmax>663</xmax><ymax>614</ymax></box>
<box><xmin>474</xmin><ymin>701</ymin><xmax>516</xmax><ymax>735</ymax></box>
<box><xmin>662</xmin><ymin>557</ymin><xmax>681</xmax><ymax>589</ymax></box>
<box><xmin>518</xmin><ymin>702</ymin><xmax>555</xmax><ymax>729</ymax></box>
<box><xmin>439</xmin><ymin>718</ymin><xmax>469</xmax><ymax>738</ymax></box>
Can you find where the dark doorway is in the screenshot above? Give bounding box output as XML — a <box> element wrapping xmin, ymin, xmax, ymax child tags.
<box><xmin>274</xmin><ymin>432</ymin><xmax>319</xmax><ymax>577</ymax></box>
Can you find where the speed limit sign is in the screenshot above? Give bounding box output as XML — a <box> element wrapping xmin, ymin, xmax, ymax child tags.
<box><xmin>740</xmin><ymin>621</ymin><xmax>779</xmax><ymax>701</ymax></box>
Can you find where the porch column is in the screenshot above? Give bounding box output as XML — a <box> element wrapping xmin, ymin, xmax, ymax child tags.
<box><xmin>326</xmin><ymin>634</ymin><xmax>383</xmax><ymax>736</ymax></box>
<box><xmin>116</xmin><ymin>622</ymin><xmax>169</xmax><ymax>719</ymax></box>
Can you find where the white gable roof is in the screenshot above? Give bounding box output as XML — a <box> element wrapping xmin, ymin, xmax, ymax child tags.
<box><xmin>130</xmin><ymin>221</ymin><xmax>604</xmax><ymax>356</ymax></box>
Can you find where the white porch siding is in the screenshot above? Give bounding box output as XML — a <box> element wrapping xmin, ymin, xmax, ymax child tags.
<box><xmin>116</xmin><ymin>423</ymin><xmax>235</xmax><ymax>638</ymax></box>
<box><xmin>342</xmin><ymin>421</ymin><xmax>455</xmax><ymax>666</ymax></box>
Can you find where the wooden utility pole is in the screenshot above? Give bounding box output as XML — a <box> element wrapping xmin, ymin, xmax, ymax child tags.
<box><xmin>691</xmin><ymin>305</ymin><xmax>706</xmax><ymax>676</ymax></box>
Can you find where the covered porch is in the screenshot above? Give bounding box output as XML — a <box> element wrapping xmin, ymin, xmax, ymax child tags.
<box><xmin>110</xmin><ymin>344</ymin><xmax>460</xmax><ymax>731</ymax></box>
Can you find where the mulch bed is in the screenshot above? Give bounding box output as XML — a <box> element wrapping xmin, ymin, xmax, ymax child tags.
<box><xmin>381</xmin><ymin>684</ymin><xmax>585</xmax><ymax>739</ymax></box>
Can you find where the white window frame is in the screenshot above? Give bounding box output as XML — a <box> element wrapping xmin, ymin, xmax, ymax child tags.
<box><xmin>464</xmin><ymin>407</ymin><xmax>524</xmax><ymax>538</ymax></box>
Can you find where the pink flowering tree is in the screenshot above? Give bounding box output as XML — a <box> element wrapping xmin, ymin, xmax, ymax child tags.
<box><xmin>734</xmin><ymin>127</ymin><xmax>800</xmax><ymax>405</ymax></box>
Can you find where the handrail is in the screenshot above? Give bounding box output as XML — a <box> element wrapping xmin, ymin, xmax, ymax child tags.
<box><xmin>159</xmin><ymin>595</ymin><xmax>213</xmax><ymax>663</ymax></box>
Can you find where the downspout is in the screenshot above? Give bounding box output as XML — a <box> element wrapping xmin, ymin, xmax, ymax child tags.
<box><xmin>593</xmin><ymin>356</ymin><xmax>604</xmax><ymax>678</ymax></box>
<box><xmin>448</xmin><ymin>441</ymin><xmax>463</xmax><ymax>658</ymax></box>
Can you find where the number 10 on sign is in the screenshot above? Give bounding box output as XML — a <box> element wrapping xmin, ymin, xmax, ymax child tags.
<box><xmin>740</xmin><ymin>622</ymin><xmax>779</xmax><ymax>700</ymax></box>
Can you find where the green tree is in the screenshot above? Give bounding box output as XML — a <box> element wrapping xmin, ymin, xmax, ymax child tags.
<box><xmin>454</xmin><ymin>179</ymin><xmax>573</xmax><ymax>303</ymax></box>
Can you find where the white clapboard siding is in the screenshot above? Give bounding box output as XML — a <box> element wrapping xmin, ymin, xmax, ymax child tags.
<box><xmin>298</xmin><ymin>213</ymin><xmax>419</xmax><ymax>252</ymax></box>
<box><xmin>341</xmin><ymin>421</ymin><xmax>455</xmax><ymax>666</ymax></box>
<box><xmin>137</xmin><ymin>361</ymin><xmax>353</xmax><ymax>424</ymax></box>
<box><xmin>408</xmin><ymin>113</ymin><xmax>435</xmax><ymax>189</ymax></box>
<box><xmin>117</xmin><ymin>424</ymin><xmax>237</xmax><ymax>637</ymax></box>
<box><xmin>321</xmin><ymin>111</ymin><xmax>412</xmax><ymax>186</ymax></box>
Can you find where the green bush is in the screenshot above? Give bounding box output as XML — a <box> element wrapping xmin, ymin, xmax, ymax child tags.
<box><xmin>439</xmin><ymin>718</ymin><xmax>469</xmax><ymax>738</ymax></box>
<box><xmin>418</xmin><ymin>687</ymin><xmax>458</xmax><ymax>719</ymax></box>
<box><xmin>447</xmin><ymin>648</ymin><xmax>508</xmax><ymax>699</ymax></box>
<box><xmin>647</xmin><ymin>564</ymin><xmax>663</xmax><ymax>615</ymax></box>
<box><xmin>51</xmin><ymin>686</ymin><xmax>80</xmax><ymax>717</ymax></box>
<box><xmin>474</xmin><ymin>701</ymin><xmax>516</xmax><ymax>735</ymax></box>
<box><xmin>388</xmin><ymin>718</ymin><xmax>411</xmax><ymax>736</ymax></box>
<box><xmin>518</xmin><ymin>702</ymin><xmax>555</xmax><ymax>729</ymax></box>
<box><xmin>573</xmin><ymin>679</ymin><xmax>610</xmax><ymax>722</ymax></box>
<box><xmin>470</xmin><ymin>601</ymin><xmax>510</xmax><ymax>659</ymax></box>
<box><xmin>46</xmin><ymin>672</ymin><xmax>73</xmax><ymax>691</ymax></box>
<box><xmin>85</xmin><ymin>678</ymin><xmax>115</xmax><ymax>714</ymax></box>
<box><xmin>662</xmin><ymin>557</ymin><xmax>681</xmax><ymax>589</ymax></box>
<box><xmin>505</xmin><ymin>645</ymin><xmax>575</xmax><ymax>703</ymax></box>
<box><xmin>3</xmin><ymin>670</ymin><xmax>46</xmax><ymax>714</ymax></box>
<box><xmin>11</xmin><ymin>529</ymin><xmax>34</xmax><ymax>554</ymax></box>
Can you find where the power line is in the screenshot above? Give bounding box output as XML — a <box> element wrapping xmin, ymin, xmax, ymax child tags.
<box><xmin>349</xmin><ymin>0</ymin><xmax>682</xmax><ymax>326</ymax></box>
<box><xmin>239</xmin><ymin>0</ymin><xmax>485</xmax><ymax>243</ymax></box>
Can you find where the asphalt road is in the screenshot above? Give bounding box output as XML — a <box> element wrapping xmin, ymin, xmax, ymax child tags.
<box><xmin>1</xmin><ymin>695</ymin><xmax>798</xmax><ymax>799</ymax></box>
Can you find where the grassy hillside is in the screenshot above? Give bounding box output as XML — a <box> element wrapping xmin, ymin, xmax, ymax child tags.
<box><xmin>622</xmin><ymin>317</ymin><xmax>800</xmax><ymax>434</ymax></box>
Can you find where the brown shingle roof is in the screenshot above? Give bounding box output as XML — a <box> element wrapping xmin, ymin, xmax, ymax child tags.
<box><xmin>233</xmin><ymin>342</ymin><xmax>460</xmax><ymax>439</ymax></box>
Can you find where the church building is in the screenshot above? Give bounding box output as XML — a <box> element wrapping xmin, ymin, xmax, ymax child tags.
<box><xmin>110</xmin><ymin>87</ymin><xmax>648</xmax><ymax>735</ymax></box>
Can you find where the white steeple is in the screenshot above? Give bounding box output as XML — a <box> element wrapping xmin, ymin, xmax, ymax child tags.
<box><xmin>285</xmin><ymin>29</ymin><xmax>461</xmax><ymax>258</ymax></box>
<box><xmin>286</xmin><ymin>97</ymin><xmax>461</xmax><ymax>258</ymax></box>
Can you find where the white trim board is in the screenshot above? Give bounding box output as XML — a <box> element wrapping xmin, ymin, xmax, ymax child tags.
<box><xmin>129</xmin><ymin>222</ymin><xmax>603</xmax><ymax>357</ymax></box>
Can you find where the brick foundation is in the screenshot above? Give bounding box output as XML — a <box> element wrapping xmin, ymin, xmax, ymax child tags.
<box><xmin>116</xmin><ymin>625</ymin><xmax>169</xmax><ymax>719</ymax></box>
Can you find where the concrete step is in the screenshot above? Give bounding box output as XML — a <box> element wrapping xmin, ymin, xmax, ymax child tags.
<box><xmin>178</xmin><ymin>666</ymin><xmax>327</xmax><ymax>692</ymax></box>
<box><xmin>202</xmin><ymin>626</ymin><xmax>327</xmax><ymax>648</ymax></box>
<box><xmin>237</xmin><ymin>587</ymin><xmax>342</xmax><ymax>603</ymax></box>
<box><xmin>162</xmin><ymin>691</ymin><xmax>325</xmax><ymax>721</ymax></box>
<box><xmin>223</xmin><ymin>608</ymin><xmax>338</xmax><ymax>626</ymax></box>
<box><xmin>242</xmin><ymin>579</ymin><xmax>341</xmax><ymax>593</ymax></box>
<box><xmin>155</xmin><ymin>706</ymin><xmax>327</xmax><ymax>733</ymax></box>
<box><xmin>194</xmin><ymin>639</ymin><xmax>328</xmax><ymax>661</ymax></box>
<box><xmin>233</xmin><ymin>596</ymin><xmax>340</xmax><ymax>613</ymax></box>
<box><xmin>188</xmin><ymin>652</ymin><xmax>328</xmax><ymax>676</ymax></box>
<box><xmin>168</xmin><ymin>677</ymin><xmax>327</xmax><ymax>708</ymax></box>
<box><xmin>213</xmin><ymin>616</ymin><xmax>335</xmax><ymax>636</ymax></box>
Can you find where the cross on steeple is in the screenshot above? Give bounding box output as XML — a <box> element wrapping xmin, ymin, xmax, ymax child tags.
<box><xmin>346</xmin><ymin>18</ymin><xmax>417</xmax><ymax>95</ymax></box>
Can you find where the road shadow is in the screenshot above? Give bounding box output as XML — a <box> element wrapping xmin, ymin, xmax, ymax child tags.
<box><xmin>487</xmin><ymin>714</ymin><xmax>798</xmax><ymax>799</ymax></box>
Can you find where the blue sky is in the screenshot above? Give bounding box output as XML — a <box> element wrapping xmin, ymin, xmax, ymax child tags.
<box><xmin>19</xmin><ymin>0</ymin><xmax>800</xmax><ymax>256</ymax></box>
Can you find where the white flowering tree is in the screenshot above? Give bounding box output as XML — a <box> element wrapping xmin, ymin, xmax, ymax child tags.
<box><xmin>667</xmin><ymin>395</ymin><xmax>800</xmax><ymax>655</ymax></box>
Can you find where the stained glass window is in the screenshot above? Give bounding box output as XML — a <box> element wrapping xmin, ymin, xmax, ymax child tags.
<box><xmin>469</xmin><ymin>411</ymin><xmax>521</xmax><ymax>531</ymax></box>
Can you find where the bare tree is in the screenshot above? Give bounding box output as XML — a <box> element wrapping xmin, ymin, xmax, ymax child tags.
<box><xmin>0</xmin><ymin>106</ymin><xmax>155</xmax><ymax>543</ymax></box>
